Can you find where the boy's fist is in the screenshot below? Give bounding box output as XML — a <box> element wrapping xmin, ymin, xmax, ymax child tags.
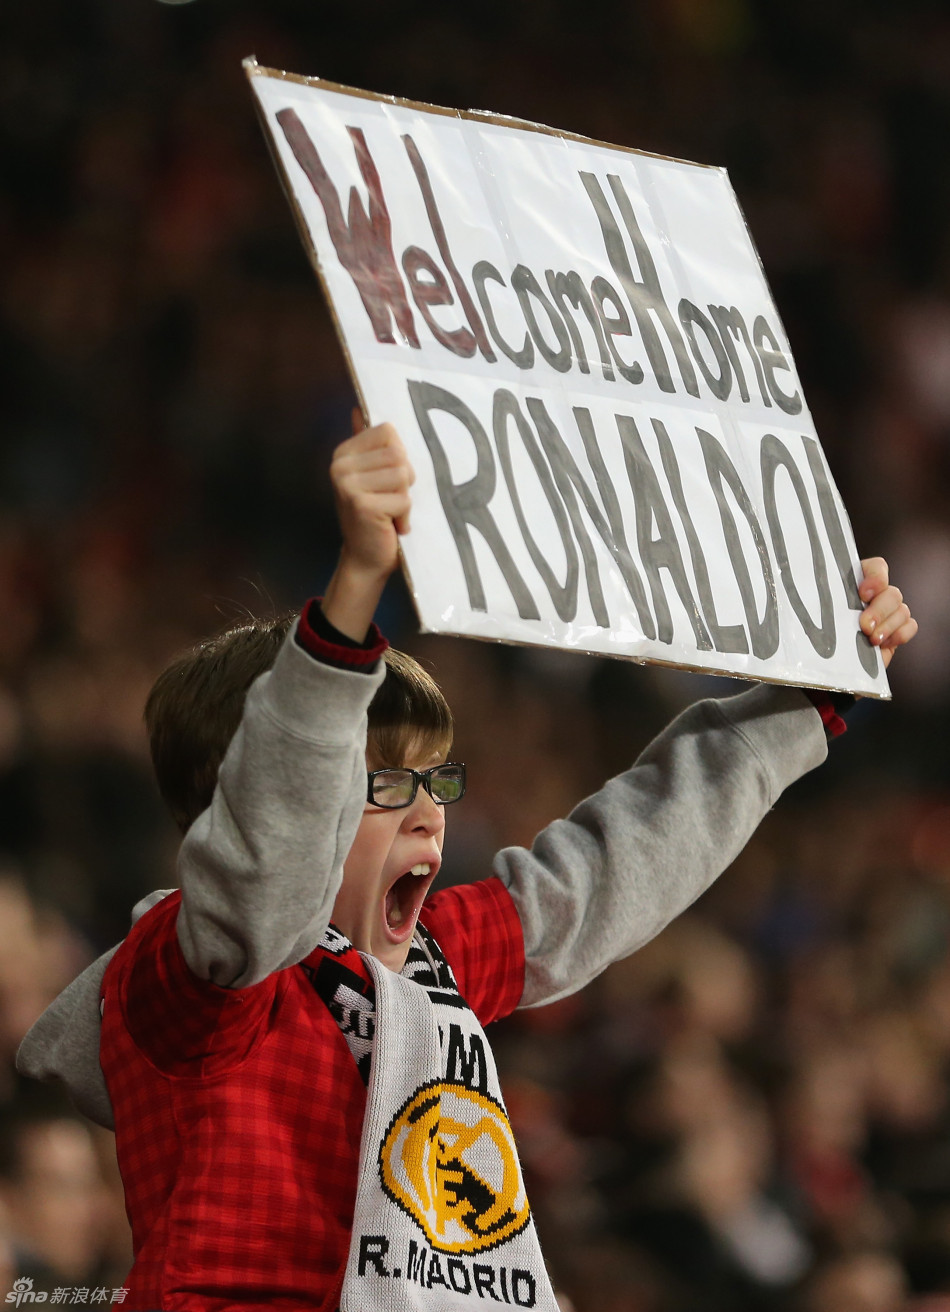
<box><xmin>858</xmin><ymin>557</ymin><xmax>918</xmax><ymax>669</ymax></box>
<box><xmin>331</xmin><ymin>417</ymin><xmax>416</xmax><ymax>581</ymax></box>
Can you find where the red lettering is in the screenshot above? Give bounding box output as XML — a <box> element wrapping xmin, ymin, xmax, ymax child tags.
<box><xmin>402</xmin><ymin>246</ymin><xmax>477</xmax><ymax>357</ymax></box>
<box><xmin>275</xmin><ymin>109</ymin><xmax>419</xmax><ymax>347</ymax></box>
<box><xmin>402</xmin><ymin>134</ymin><xmax>496</xmax><ymax>363</ymax></box>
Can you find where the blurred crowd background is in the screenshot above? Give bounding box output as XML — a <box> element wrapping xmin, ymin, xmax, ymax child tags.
<box><xmin>3</xmin><ymin>1</ymin><xmax>950</xmax><ymax>1308</ymax></box>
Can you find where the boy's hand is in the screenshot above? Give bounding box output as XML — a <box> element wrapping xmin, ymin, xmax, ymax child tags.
<box><xmin>332</xmin><ymin>417</ymin><xmax>415</xmax><ymax>576</ymax></box>
<box><xmin>322</xmin><ymin>417</ymin><xmax>415</xmax><ymax>643</ymax></box>
<box><xmin>858</xmin><ymin>557</ymin><xmax>918</xmax><ymax>669</ymax></box>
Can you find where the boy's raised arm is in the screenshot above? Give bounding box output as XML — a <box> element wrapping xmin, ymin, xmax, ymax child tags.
<box><xmin>175</xmin><ymin>421</ymin><xmax>414</xmax><ymax>988</ymax></box>
<box><xmin>496</xmin><ymin>561</ymin><xmax>917</xmax><ymax>1009</ymax></box>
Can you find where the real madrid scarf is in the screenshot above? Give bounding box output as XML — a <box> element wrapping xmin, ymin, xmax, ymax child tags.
<box><xmin>308</xmin><ymin>924</ymin><xmax>558</xmax><ymax>1312</ymax></box>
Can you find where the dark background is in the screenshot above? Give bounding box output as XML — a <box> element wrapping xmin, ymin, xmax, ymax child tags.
<box><xmin>2</xmin><ymin>2</ymin><xmax>950</xmax><ymax>1308</ymax></box>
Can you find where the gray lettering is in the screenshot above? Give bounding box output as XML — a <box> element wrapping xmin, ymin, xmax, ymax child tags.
<box><xmin>802</xmin><ymin>437</ymin><xmax>878</xmax><ymax>677</ymax></box>
<box><xmin>544</xmin><ymin>268</ymin><xmax>613</xmax><ymax>377</ymax></box>
<box><xmin>753</xmin><ymin>316</ymin><xmax>802</xmax><ymax>414</ymax></box>
<box><xmin>511</xmin><ymin>264</ymin><xmax>572</xmax><ymax>372</ymax></box>
<box><xmin>492</xmin><ymin>390</ymin><xmax>580</xmax><ymax>623</ymax></box>
<box><xmin>697</xmin><ymin>428</ymin><xmax>779</xmax><ymax>660</ymax></box>
<box><xmin>652</xmin><ymin>419</ymin><xmax>748</xmax><ymax>653</ymax></box>
<box><xmin>615</xmin><ymin>414</ymin><xmax>712</xmax><ymax>649</ymax></box>
<box><xmin>408</xmin><ymin>381</ymin><xmax>541</xmax><ymax>621</ymax></box>
<box><xmin>678</xmin><ymin>299</ymin><xmax>732</xmax><ymax>400</ymax></box>
<box><xmin>760</xmin><ymin>435</ymin><xmax>835</xmax><ymax>657</ymax></box>
<box><xmin>472</xmin><ymin>262</ymin><xmax>534</xmax><ymax>369</ymax></box>
<box><xmin>708</xmin><ymin>305</ymin><xmax>768</xmax><ymax>406</ymax></box>
<box><xmin>581</xmin><ymin>172</ymin><xmax>699</xmax><ymax>396</ymax></box>
<box><xmin>590</xmin><ymin>275</ymin><xmax>643</xmax><ymax>383</ymax></box>
<box><xmin>528</xmin><ymin>401</ymin><xmax>656</xmax><ymax>638</ymax></box>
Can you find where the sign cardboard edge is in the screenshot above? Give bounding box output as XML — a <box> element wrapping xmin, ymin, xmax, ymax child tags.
<box><xmin>242</xmin><ymin>56</ymin><xmax>722</xmax><ymax>173</ymax></box>
<box><xmin>414</xmin><ymin>622</ymin><xmax>892</xmax><ymax>701</ymax></box>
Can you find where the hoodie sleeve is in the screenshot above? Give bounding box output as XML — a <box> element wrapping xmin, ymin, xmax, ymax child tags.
<box><xmin>494</xmin><ymin>683</ymin><xmax>828</xmax><ymax>1008</ymax></box>
<box><xmin>175</xmin><ymin>614</ymin><xmax>386</xmax><ymax>988</ymax></box>
<box><xmin>15</xmin><ymin>890</ymin><xmax>175</xmax><ymax>1130</ymax></box>
<box><xmin>15</xmin><ymin>950</ymin><xmax>118</xmax><ymax>1129</ymax></box>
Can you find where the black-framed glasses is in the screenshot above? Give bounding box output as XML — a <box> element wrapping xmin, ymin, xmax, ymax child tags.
<box><xmin>366</xmin><ymin>763</ymin><xmax>466</xmax><ymax>809</ymax></box>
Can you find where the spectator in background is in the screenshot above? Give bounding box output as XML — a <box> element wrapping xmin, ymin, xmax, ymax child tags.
<box><xmin>0</xmin><ymin>1105</ymin><xmax>112</xmax><ymax>1286</ymax></box>
<box><xmin>800</xmin><ymin>1251</ymin><xmax>908</xmax><ymax>1312</ymax></box>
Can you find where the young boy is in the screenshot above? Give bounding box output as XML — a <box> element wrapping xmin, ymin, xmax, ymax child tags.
<box><xmin>18</xmin><ymin>421</ymin><xmax>917</xmax><ymax>1312</ymax></box>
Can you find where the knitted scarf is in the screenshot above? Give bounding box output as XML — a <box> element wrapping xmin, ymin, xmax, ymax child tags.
<box><xmin>309</xmin><ymin>925</ymin><xmax>558</xmax><ymax>1312</ymax></box>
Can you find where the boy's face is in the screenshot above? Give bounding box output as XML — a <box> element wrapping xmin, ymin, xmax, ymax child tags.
<box><xmin>331</xmin><ymin>752</ymin><xmax>445</xmax><ymax>972</ymax></box>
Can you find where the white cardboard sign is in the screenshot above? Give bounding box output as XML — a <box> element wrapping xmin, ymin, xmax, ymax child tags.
<box><xmin>247</xmin><ymin>61</ymin><xmax>887</xmax><ymax>697</ymax></box>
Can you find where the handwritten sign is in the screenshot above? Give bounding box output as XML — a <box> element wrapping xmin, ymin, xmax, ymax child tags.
<box><xmin>247</xmin><ymin>61</ymin><xmax>886</xmax><ymax>697</ymax></box>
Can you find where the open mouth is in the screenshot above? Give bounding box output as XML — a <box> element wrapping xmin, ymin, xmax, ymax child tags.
<box><xmin>383</xmin><ymin>863</ymin><xmax>436</xmax><ymax>939</ymax></box>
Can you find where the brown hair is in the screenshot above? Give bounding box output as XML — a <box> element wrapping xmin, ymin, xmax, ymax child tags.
<box><xmin>145</xmin><ymin>616</ymin><xmax>453</xmax><ymax>833</ymax></box>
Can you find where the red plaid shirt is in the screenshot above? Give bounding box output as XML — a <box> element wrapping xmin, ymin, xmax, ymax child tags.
<box><xmin>99</xmin><ymin>878</ymin><xmax>524</xmax><ymax>1312</ymax></box>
